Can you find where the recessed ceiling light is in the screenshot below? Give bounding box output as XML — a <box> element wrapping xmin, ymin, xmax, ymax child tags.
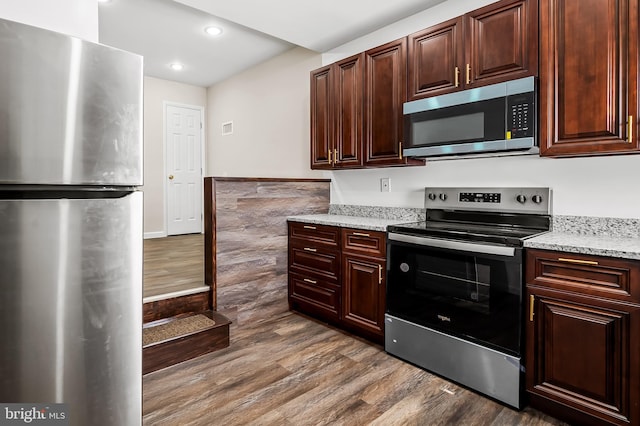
<box><xmin>204</xmin><ymin>26</ymin><xmax>223</xmax><ymax>37</ymax></box>
<box><xmin>97</xmin><ymin>0</ymin><xmax>112</xmax><ymax>3</ymax></box>
<box><xmin>169</xmin><ymin>63</ymin><xmax>184</xmax><ymax>71</ymax></box>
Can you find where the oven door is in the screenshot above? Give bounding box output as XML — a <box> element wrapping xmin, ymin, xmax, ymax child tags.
<box><xmin>386</xmin><ymin>233</ymin><xmax>524</xmax><ymax>356</ymax></box>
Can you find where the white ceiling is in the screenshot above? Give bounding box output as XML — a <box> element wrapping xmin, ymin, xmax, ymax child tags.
<box><xmin>98</xmin><ymin>0</ymin><xmax>445</xmax><ymax>88</ymax></box>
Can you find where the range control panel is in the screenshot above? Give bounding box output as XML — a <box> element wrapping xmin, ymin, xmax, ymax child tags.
<box><xmin>425</xmin><ymin>187</ymin><xmax>551</xmax><ymax>214</ymax></box>
<box><xmin>459</xmin><ymin>192</ymin><xmax>501</xmax><ymax>203</ymax></box>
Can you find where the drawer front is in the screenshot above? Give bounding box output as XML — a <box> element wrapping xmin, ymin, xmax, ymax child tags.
<box><xmin>526</xmin><ymin>249</ymin><xmax>640</xmax><ymax>303</ymax></box>
<box><xmin>289</xmin><ymin>242</ymin><xmax>340</xmax><ymax>282</ymax></box>
<box><xmin>342</xmin><ymin>228</ymin><xmax>386</xmax><ymax>257</ymax></box>
<box><xmin>289</xmin><ymin>273</ymin><xmax>340</xmax><ymax>320</ymax></box>
<box><xmin>289</xmin><ymin>222</ymin><xmax>339</xmax><ymax>247</ymax></box>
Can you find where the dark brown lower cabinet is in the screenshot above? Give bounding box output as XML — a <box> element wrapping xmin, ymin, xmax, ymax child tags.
<box><xmin>526</xmin><ymin>249</ymin><xmax>640</xmax><ymax>426</ymax></box>
<box><xmin>342</xmin><ymin>253</ymin><xmax>385</xmax><ymax>341</ymax></box>
<box><xmin>287</xmin><ymin>222</ymin><xmax>387</xmax><ymax>343</ymax></box>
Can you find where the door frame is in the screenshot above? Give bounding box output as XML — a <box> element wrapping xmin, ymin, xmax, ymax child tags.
<box><xmin>163</xmin><ymin>101</ymin><xmax>206</xmax><ymax>236</ymax></box>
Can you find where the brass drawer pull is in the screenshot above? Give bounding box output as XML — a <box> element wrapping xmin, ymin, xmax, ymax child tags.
<box><xmin>399</xmin><ymin>142</ymin><xmax>403</xmax><ymax>160</ymax></box>
<box><xmin>628</xmin><ymin>115</ymin><xmax>633</xmax><ymax>143</ymax></box>
<box><xmin>352</xmin><ymin>232</ymin><xmax>370</xmax><ymax>237</ymax></box>
<box><xmin>558</xmin><ymin>257</ymin><xmax>599</xmax><ymax>266</ymax></box>
<box><xmin>454</xmin><ymin>66</ymin><xmax>460</xmax><ymax>87</ymax></box>
<box><xmin>378</xmin><ymin>264</ymin><xmax>383</xmax><ymax>285</ymax></box>
<box><xmin>466</xmin><ymin>63</ymin><xmax>471</xmax><ymax>84</ymax></box>
<box><xmin>529</xmin><ymin>295</ymin><xmax>535</xmax><ymax>322</ymax></box>
<box><xmin>303</xmin><ymin>278</ymin><xmax>317</xmax><ymax>284</ymax></box>
<box><xmin>303</xmin><ymin>225</ymin><xmax>317</xmax><ymax>230</ymax></box>
<box><xmin>303</xmin><ymin>247</ymin><xmax>317</xmax><ymax>253</ymax></box>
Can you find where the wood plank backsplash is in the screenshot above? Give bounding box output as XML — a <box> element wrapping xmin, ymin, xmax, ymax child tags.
<box><xmin>204</xmin><ymin>177</ymin><xmax>330</xmax><ymax>328</ymax></box>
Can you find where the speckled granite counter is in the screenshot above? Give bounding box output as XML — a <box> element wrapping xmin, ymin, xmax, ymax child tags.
<box><xmin>524</xmin><ymin>215</ymin><xmax>640</xmax><ymax>260</ymax></box>
<box><xmin>287</xmin><ymin>214</ymin><xmax>416</xmax><ymax>232</ymax></box>
<box><xmin>524</xmin><ymin>233</ymin><xmax>640</xmax><ymax>260</ymax></box>
<box><xmin>288</xmin><ymin>205</ymin><xmax>424</xmax><ymax>232</ymax></box>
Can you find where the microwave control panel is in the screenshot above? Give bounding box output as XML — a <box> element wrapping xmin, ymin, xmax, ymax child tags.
<box><xmin>507</xmin><ymin>92</ymin><xmax>534</xmax><ymax>138</ymax></box>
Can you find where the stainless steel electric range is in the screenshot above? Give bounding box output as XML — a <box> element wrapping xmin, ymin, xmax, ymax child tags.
<box><xmin>385</xmin><ymin>187</ymin><xmax>551</xmax><ymax>409</ymax></box>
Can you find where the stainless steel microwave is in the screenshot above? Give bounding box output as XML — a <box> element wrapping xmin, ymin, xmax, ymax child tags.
<box><xmin>403</xmin><ymin>76</ymin><xmax>536</xmax><ymax>158</ymax></box>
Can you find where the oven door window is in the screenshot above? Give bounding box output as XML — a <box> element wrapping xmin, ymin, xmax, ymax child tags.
<box><xmin>387</xmin><ymin>240</ymin><xmax>523</xmax><ymax>356</ymax></box>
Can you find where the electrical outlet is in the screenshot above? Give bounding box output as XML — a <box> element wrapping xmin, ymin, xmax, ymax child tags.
<box><xmin>380</xmin><ymin>178</ymin><xmax>391</xmax><ymax>192</ymax></box>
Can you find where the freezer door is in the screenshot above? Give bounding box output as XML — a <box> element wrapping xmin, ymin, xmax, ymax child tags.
<box><xmin>0</xmin><ymin>18</ymin><xmax>143</xmax><ymax>186</ymax></box>
<box><xmin>0</xmin><ymin>192</ymin><xmax>142</xmax><ymax>426</ymax></box>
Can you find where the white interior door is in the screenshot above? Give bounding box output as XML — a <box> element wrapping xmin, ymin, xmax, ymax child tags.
<box><xmin>166</xmin><ymin>104</ymin><xmax>202</xmax><ymax>236</ymax></box>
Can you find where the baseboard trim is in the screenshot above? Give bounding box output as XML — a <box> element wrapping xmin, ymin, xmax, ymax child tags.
<box><xmin>144</xmin><ymin>231</ymin><xmax>167</xmax><ymax>239</ymax></box>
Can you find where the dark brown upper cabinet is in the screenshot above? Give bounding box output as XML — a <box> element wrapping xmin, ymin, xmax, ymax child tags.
<box><xmin>310</xmin><ymin>53</ymin><xmax>364</xmax><ymax>169</ymax></box>
<box><xmin>539</xmin><ymin>0</ymin><xmax>639</xmax><ymax>156</ymax></box>
<box><xmin>408</xmin><ymin>0</ymin><xmax>538</xmax><ymax>101</ymax></box>
<box><xmin>364</xmin><ymin>38</ymin><xmax>423</xmax><ymax>167</ymax></box>
<box><xmin>310</xmin><ymin>42</ymin><xmax>423</xmax><ymax>170</ymax></box>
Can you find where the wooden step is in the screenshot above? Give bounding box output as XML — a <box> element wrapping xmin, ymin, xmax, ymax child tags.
<box><xmin>143</xmin><ymin>291</ymin><xmax>210</xmax><ymax>323</ymax></box>
<box><xmin>143</xmin><ymin>310</ymin><xmax>231</xmax><ymax>375</ymax></box>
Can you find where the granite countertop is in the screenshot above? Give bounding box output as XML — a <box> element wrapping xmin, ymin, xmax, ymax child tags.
<box><xmin>524</xmin><ymin>215</ymin><xmax>640</xmax><ymax>260</ymax></box>
<box><xmin>290</xmin><ymin>208</ymin><xmax>640</xmax><ymax>260</ymax></box>
<box><xmin>287</xmin><ymin>214</ymin><xmax>416</xmax><ymax>232</ymax></box>
<box><xmin>524</xmin><ymin>232</ymin><xmax>640</xmax><ymax>260</ymax></box>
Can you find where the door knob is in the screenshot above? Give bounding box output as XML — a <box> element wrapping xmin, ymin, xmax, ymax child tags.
<box><xmin>168</xmin><ymin>175</ymin><xmax>174</xmax><ymax>180</ymax></box>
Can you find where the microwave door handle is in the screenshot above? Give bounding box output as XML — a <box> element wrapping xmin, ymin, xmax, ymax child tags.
<box><xmin>388</xmin><ymin>233</ymin><xmax>515</xmax><ymax>257</ymax></box>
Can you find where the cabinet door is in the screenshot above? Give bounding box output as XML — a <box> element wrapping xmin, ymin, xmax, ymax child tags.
<box><xmin>364</xmin><ymin>38</ymin><xmax>408</xmax><ymax>166</ymax></box>
<box><xmin>539</xmin><ymin>0</ymin><xmax>639</xmax><ymax>156</ymax></box>
<box><xmin>466</xmin><ymin>0</ymin><xmax>538</xmax><ymax>87</ymax></box>
<box><xmin>342</xmin><ymin>254</ymin><xmax>385</xmax><ymax>339</ymax></box>
<box><xmin>334</xmin><ymin>54</ymin><xmax>364</xmax><ymax>168</ymax></box>
<box><xmin>407</xmin><ymin>17</ymin><xmax>464</xmax><ymax>100</ymax></box>
<box><xmin>310</xmin><ymin>65</ymin><xmax>334</xmax><ymax>169</ymax></box>
<box><xmin>526</xmin><ymin>287</ymin><xmax>640</xmax><ymax>425</ymax></box>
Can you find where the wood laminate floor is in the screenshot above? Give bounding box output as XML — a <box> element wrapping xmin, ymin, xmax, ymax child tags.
<box><xmin>144</xmin><ymin>234</ymin><xmax>206</xmax><ymax>298</ymax></box>
<box><xmin>143</xmin><ymin>311</ymin><xmax>567</xmax><ymax>426</ymax></box>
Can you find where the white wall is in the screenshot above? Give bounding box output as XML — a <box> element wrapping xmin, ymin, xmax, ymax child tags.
<box><xmin>323</xmin><ymin>0</ymin><xmax>640</xmax><ymax>219</ymax></box>
<box><xmin>206</xmin><ymin>47</ymin><xmax>326</xmax><ymax>179</ymax></box>
<box><xmin>143</xmin><ymin>76</ymin><xmax>207</xmax><ymax>236</ymax></box>
<box><xmin>0</xmin><ymin>0</ymin><xmax>98</xmax><ymax>42</ymax></box>
<box><xmin>332</xmin><ymin>155</ymin><xmax>640</xmax><ymax>218</ymax></box>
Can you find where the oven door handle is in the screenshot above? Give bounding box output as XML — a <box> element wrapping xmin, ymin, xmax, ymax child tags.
<box><xmin>388</xmin><ymin>233</ymin><xmax>516</xmax><ymax>257</ymax></box>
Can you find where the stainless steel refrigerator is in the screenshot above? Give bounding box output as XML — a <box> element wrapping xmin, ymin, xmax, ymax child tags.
<box><xmin>0</xmin><ymin>18</ymin><xmax>143</xmax><ymax>425</ymax></box>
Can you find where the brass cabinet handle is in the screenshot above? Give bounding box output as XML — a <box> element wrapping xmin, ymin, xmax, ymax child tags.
<box><xmin>303</xmin><ymin>225</ymin><xmax>317</xmax><ymax>230</ymax></box>
<box><xmin>529</xmin><ymin>295</ymin><xmax>535</xmax><ymax>322</ymax></box>
<box><xmin>399</xmin><ymin>142</ymin><xmax>403</xmax><ymax>160</ymax></box>
<box><xmin>466</xmin><ymin>63</ymin><xmax>471</xmax><ymax>84</ymax></box>
<box><xmin>334</xmin><ymin>149</ymin><xmax>338</xmax><ymax>164</ymax></box>
<box><xmin>558</xmin><ymin>257</ymin><xmax>599</xmax><ymax>266</ymax></box>
<box><xmin>303</xmin><ymin>278</ymin><xmax>317</xmax><ymax>284</ymax></box>
<box><xmin>352</xmin><ymin>232</ymin><xmax>370</xmax><ymax>237</ymax></box>
<box><xmin>454</xmin><ymin>66</ymin><xmax>460</xmax><ymax>87</ymax></box>
<box><xmin>303</xmin><ymin>247</ymin><xmax>317</xmax><ymax>253</ymax></box>
<box><xmin>378</xmin><ymin>264</ymin><xmax>383</xmax><ymax>285</ymax></box>
<box><xmin>628</xmin><ymin>115</ymin><xmax>633</xmax><ymax>143</ymax></box>
<box><xmin>328</xmin><ymin>149</ymin><xmax>333</xmax><ymax>166</ymax></box>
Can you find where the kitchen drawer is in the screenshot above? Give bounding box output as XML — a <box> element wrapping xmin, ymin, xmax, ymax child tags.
<box><xmin>289</xmin><ymin>241</ymin><xmax>340</xmax><ymax>283</ymax></box>
<box><xmin>289</xmin><ymin>272</ymin><xmax>340</xmax><ymax>321</ymax></box>
<box><xmin>526</xmin><ymin>249</ymin><xmax>640</xmax><ymax>303</ymax></box>
<box><xmin>288</xmin><ymin>222</ymin><xmax>340</xmax><ymax>248</ymax></box>
<box><xmin>342</xmin><ymin>228</ymin><xmax>386</xmax><ymax>257</ymax></box>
